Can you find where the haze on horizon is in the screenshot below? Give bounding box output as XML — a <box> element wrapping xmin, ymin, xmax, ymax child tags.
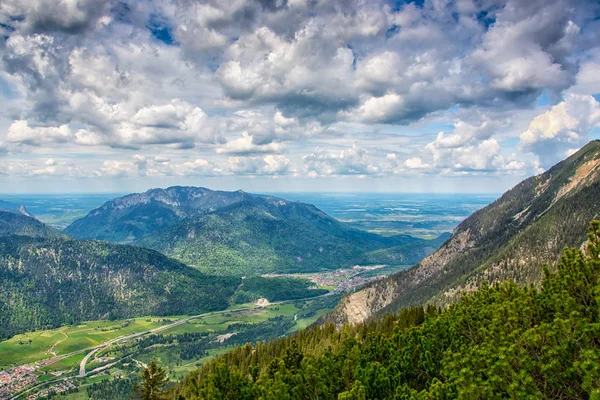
<box><xmin>0</xmin><ymin>0</ymin><xmax>599</xmax><ymax>194</ymax></box>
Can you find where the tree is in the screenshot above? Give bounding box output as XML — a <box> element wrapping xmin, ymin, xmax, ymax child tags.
<box><xmin>132</xmin><ymin>361</ymin><xmax>170</xmax><ymax>400</ymax></box>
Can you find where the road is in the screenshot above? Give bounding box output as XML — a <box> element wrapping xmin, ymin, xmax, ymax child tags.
<box><xmin>77</xmin><ymin>308</ymin><xmax>253</xmax><ymax>377</ymax></box>
<box><xmin>77</xmin><ymin>293</ymin><xmax>335</xmax><ymax>377</ymax></box>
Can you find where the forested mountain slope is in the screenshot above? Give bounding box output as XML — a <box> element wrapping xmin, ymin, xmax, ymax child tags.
<box><xmin>66</xmin><ymin>187</ymin><xmax>443</xmax><ymax>275</ymax></box>
<box><xmin>173</xmin><ymin>221</ymin><xmax>600</xmax><ymax>399</ymax></box>
<box><xmin>0</xmin><ymin>214</ymin><xmax>240</xmax><ymax>339</ymax></box>
<box><xmin>0</xmin><ymin>210</ymin><xmax>64</xmax><ymax>238</ymax></box>
<box><xmin>326</xmin><ymin>140</ymin><xmax>600</xmax><ymax>326</ymax></box>
<box><xmin>139</xmin><ymin>197</ymin><xmax>444</xmax><ymax>275</ymax></box>
<box><xmin>64</xmin><ymin>187</ymin><xmax>254</xmax><ymax>243</ymax></box>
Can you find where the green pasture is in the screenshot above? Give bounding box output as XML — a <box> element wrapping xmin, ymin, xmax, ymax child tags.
<box><xmin>0</xmin><ymin>317</ymin><xmax>179</xmax><ymax>368</ymax></box>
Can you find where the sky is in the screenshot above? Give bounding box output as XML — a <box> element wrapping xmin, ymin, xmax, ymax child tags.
<box><xmin>0</xmin><ymin>0</ymin><xmax>599</xmax><ymax>194</ymax></box>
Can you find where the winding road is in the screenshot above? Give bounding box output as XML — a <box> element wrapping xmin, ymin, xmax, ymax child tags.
<box><xmin>76</xmin><ymin>293</ymin><xmax>334</xmax><ymax>377</ymax></box>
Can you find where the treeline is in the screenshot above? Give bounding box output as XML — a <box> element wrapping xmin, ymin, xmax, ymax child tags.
<box><xmin>172</xmin><ymin>221</ymin><xmax>600</xmax><ymax>399</ymax></box>
<box><xmin>232</xmin><ymin>277</ymin><xmax>329</xmax><ymax>303</ymax></box>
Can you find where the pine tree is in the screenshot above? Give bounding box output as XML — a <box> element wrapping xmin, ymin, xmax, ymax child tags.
<box><xmin>132</xmin><ymin>361</ymin><xmax>169</xmax><ymax>400</ymax></box>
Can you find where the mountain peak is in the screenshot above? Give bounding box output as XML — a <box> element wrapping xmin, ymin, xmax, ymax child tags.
<box><xmin>65</xmin><ymin>187</ymin><xmax>442</xmax><ymax>276</ymax></box>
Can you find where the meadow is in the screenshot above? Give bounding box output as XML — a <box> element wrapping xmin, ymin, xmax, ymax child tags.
<box><xmin>0</xmin><ymin>298</ymin><xmax>332</xmax><ymax>373</ymax></box>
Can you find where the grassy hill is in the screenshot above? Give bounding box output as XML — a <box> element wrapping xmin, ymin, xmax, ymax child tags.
<box><xmin>326</xmin><ymin>140</ymin><xmax>600</xmax><ymax>325</ymax></box>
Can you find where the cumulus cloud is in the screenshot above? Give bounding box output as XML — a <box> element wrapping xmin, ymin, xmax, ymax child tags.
<box><xmin>7</xmin><ymin>120</ymin><xmax>72</xmax><ymax>145</ymax></box>
<box><xmin>519</xmin><ymin>94</ymin><xmax>600</xmax><ymax>167</ymax></box>
<box><xmin>470</xmin><ymin>0</ymin><xmax>580</xmax><ymax>94</ymax></box>
<box><xmin>0</xmin><ymin>0</ymin><xmax>111</xmax><ymax>35</ymax></box>
<box><xmin>216</xmin><ymin>132</ymin><xmax>284</xmax><ymax>155</ymax></box>
<box><xmin>0</xmin><ymin>158</ymin><xmax>100</xmax><ymax>177</ymax></box>
<box><xmin>428</xmin><ymin>120</ymin><xmax>500</xmax><ymax>150</ymax></box>
<box><xmin>404</xmin><ymin>157</ymin><xmax>431</xmax><ymax>170</ymax></box>
<box><xmin>405</xmin><ymin>120</ymin><xmax>540</xmax><ymax>175</ymax></box>
<box><xmin>303</xmin><ymin>146</ymin><xmax>380</xmax><ymax>177</ymax></box>
<box><xmin>228</xmin><ymin>155</ymin><xmax>292</xmax><ymax>176</ymax></box>
<box><xmin>0</xmin><ymin>0</ymin><xmax>597</xmax><ymax>187</ymax></box>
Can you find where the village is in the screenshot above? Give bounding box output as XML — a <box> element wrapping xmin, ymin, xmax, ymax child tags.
<box><xmin>0</xmin><ymin>364</ymin><xmax>38</xmax><ymax>399</ymax></box>
<box><xmin>264</xmin><ymin>264</ymin><xmax>388</xmax><ymax>294</ymax></box>
<box><xmin>25</xmin><ymin>380</ymin><xmax>77</xmax><ymax>399</ymax></box>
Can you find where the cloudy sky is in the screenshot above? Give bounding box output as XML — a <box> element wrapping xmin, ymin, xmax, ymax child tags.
<box><xmin>0</xmin><ymin>0</ymin><xmax>599</xmax><ymax>194</ymax></box>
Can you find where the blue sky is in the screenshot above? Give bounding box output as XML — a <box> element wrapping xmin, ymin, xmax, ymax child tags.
<box><xmin>0</xmin><ymin>0</ymin><xmax>599</xmax><ymax>194</ymax></box>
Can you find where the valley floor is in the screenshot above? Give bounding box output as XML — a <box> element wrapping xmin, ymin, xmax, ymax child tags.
<box><xmin>0</xmin><ymin>294</ymin><xmax>337</xmax><ymax>400</ymax></box>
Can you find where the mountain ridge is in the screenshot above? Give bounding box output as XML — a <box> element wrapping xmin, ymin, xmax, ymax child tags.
<box><xmin>0</xmin><ymin>210</ymin><xmax>65</xmax><ymax>239</ymax></box>
<box><xmin>325</xmin><ymin>140</ymin><xmax>600</xmax><ymax>326</ymax></box>
<box><xmin>65</xmin><ymin>187</ymin><xmax>444</xmax><ymax>275</ymax></box>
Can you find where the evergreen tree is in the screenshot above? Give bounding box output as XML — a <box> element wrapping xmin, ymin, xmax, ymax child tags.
<box><xmin>132</xmin><ymin>361</ymin><xmax>169</xmax><ymax>400</ymax></box>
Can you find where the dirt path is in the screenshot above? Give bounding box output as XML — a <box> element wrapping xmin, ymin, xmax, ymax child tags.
<box><xmin>46</xmin><ymin>331</ymin><xmax>68</xmax><ymax>357</ymax></box>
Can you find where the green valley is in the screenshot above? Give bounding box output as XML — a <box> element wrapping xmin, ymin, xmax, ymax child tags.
<box><xmin>0</xmin><ymin>295</ymin><xmax>340</xmax><ymax>400</ymax></box>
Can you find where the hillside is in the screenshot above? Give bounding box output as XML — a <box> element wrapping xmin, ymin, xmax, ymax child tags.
<box><xmin>326</xmin><ymin>140</ymin><xmax>600</xmax><ymax>325</ymax></box>
<box><xmin>0</xmin><ymin>210</ymin><xmax>65</xmax><ymax>238</ymax></box>
<box><xmin>66</xmin><ymin>187</ymin><xmax>443</xmax><ymax>275</ymax></box>
<box><xmin>173</xmin><ymin>222</ymin><xmax>600</xmax><ymax>399</ymax></box>
<box><xmin>0</xmin><ymin>222</ymin><xmax>240</xmax><ymax>340</ymax></box>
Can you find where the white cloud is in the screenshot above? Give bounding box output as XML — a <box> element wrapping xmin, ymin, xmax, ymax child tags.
<box><xmin>519</xmin><ymin>94</ymin><xmax>600</xmax><ymax>167</ymax></box>
<box><xmin>0</xmin><ymin>0</ymin><xmax>597</xmax><ymax>189</ymax></box>
<box><xmin>227</xmin><ymin>155</ymin><xmax>292</xmax><ymax>176</ymax></box>
<box><xmin>7</xmin><ymin>120</ymin><xmax>72</xmax><ymax>145</ymax></box>
<box><xmin>404</xmin><ymin>157</ymin><xmax>430</xmax><ymax>170</ymax></box>
<box><xmin>216</xmin><ymin>132</ymin><xmax>284</xmax><ymax>155</ymax></box>
<box><xmin>429</xmin><ymin>120</ymin><xmax>499</xmax><ymax>149</ymax></box>
<box><xmin>470</xmin><ymin>0</ymin><xmax>580</xmax><ymax>94</ymax></box>
<box><xmin>0</xmin><ymin>158</ymin><xmax>100</xmax><ymax>177</ymax></box>
<box><xmin>302</xmin><ymin>145</ymin><xmax>380</xmax><ymax>177</ymax></box>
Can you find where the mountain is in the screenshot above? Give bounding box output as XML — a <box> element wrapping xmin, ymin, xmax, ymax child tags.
<box><xmin>65</xmin><ymin>187</ymin><xmax>443</xmax><ymax>275</ymax></box>
<box><xmin>0</xmin><ymin>210</ymin><xmax>64</xmax><ymax>238</ymax></box>
<box><xmin>0</xmin><ymin>213</ymin><xmax>240</xmax><ymax>340</ymax></box>
<box><xmin>64</xmin><ymin>187</ymin><xmax>255</xmax><ymax>243</ymax></box>
<box><xmin>326</xmin><ymin>140</ymin><xmax>600</xmax><ymax>326</ymax></box>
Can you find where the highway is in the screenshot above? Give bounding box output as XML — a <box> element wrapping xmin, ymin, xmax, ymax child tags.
<box><xmin>77</xmin><ymin>305</ymin><xmax>256</xmax><ymax>377</ymax></box>
<box><xmin>76</xmin><ymin>292</ymin><xmax>336</xmax><ymax>377</ymax></box>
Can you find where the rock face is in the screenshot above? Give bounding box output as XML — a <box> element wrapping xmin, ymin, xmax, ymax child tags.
<box><xmin>325</xmin><ymin>140</ymin><xmax>600</xmax><ymax>326</ymax></box>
